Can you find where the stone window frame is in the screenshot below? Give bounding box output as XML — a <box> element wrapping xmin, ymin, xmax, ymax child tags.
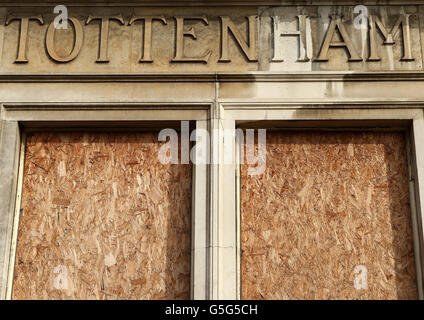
<box><xmin>0</xmin><ymin>102</ymin><xmax>211</xmax><ymax>300</ymax></box>
<box><xmin>1</xmin><ymin>101</ymin><xmax>424</xmax><ymax>300</ymax></box>
<box><xmin>217</xmin><ymin>103</ymin><xmax>424</xmax><ymax>300</ymax></box>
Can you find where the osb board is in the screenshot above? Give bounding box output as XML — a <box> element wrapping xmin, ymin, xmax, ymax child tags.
<box><xmin>12</xmin><ymin>131</ymin><xmax>192</xmax><ymax>300</ymax></box>
<box><xmin>241</xmin><ymin>131</ymin><xmax>418</xmax><ymax>300</ymax></box>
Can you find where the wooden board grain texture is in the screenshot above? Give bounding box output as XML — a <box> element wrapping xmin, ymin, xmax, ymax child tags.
<box><xmin>241</xmin><ymin>131</ymin><xmax>418</xmax><ymax>300</ymax></box>
<box><xmin>12</xmin><ymin>131</ymin><xmax>192</xmax><ymax>300</ymax></box>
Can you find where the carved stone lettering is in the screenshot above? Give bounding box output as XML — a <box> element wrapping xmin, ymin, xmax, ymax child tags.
<box><xmin>46</xmin><ymin>17</ymin><xmax>84</xmax><ymax>63</ymax></box>
<box><xmin>6</xmin><ymin>15</ymin><xmax>44</xmax><ymax>63</ymax></box>
<box><xmin>2</xmin><ymin>10</ymin><xmax>419</xmax><ymax>67</ymax></box>
<box><xmin>86</xmin><ymin>15</ymin><xmax>125</xmax><ymax>63</ymax></box>
<box><xmin>219</xmin><ymin>15</ymin><xmax>258</xmax><ymax>62</ymax></box>
<box><xmin>172</xmin><ymin>16</ymin><xmax>212</xmax><ymax>63</ymax></box>
<box><xmin>316</xmin><ymin>16</ymin><xmax>362</xmax><ymax>62</ymax></box>
<box><xmin>272</xmin><ymin>15</ymin><xmax>311</xmax><ymax>62</ymax></box>
<box><xmin>129</xmin><ymin>16</ymin><xmax>167</xmax><ymax>63</ymax></box>
<box><xmin>368</xmin><ymin>14</ymin><xmax>414</xmax><ymax>61</ymax></box>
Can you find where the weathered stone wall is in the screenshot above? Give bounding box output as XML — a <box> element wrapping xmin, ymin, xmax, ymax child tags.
<box><xmin>1</xmin><ymin>1</ymin><xmax>424</xmax><ymax>300</ymax></box>
<box><xmin>0</xmin><ymin>4</ymin><xmax>423</xmax><ymax>73</ymax></box>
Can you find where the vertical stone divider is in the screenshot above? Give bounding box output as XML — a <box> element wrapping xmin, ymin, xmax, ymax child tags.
<box><xmin>0</xmin><ymin>121</ymin><xmax>20</xmax><ymax>299</ymax></box>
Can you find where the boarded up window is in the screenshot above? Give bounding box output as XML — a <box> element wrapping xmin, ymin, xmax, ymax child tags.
<box><xmin>12</xmin><ymin>131</ymin><xmax>191</xmax><ymax>300</ymax></box>
<box><xmin>241</xmin><ymin>131</ymin><xmax>418</xmax><ymax>299</ymax></box>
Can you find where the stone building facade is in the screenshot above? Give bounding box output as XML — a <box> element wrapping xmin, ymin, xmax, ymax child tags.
<box><xmin>0</xmin><ymin>0</ymin><xmax>424</xmax><ymax>299</ymax></box>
